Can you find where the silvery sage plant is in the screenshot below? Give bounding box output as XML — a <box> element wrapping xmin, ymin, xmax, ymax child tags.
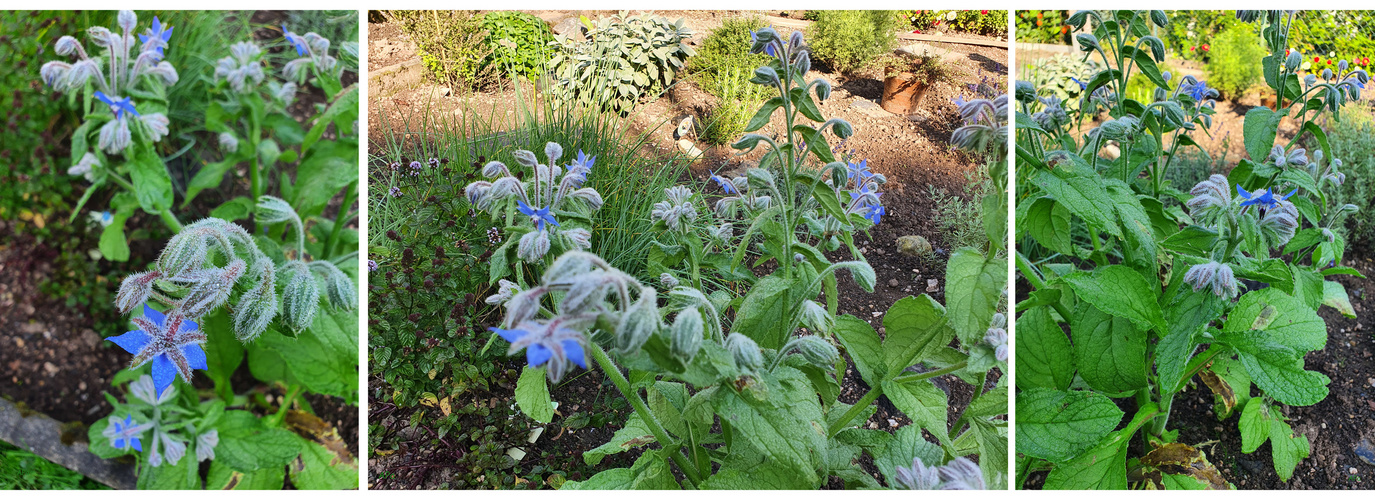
<box><xmin>1013</xmin><ymin>10</ymin><xmax>1362</xmax><ymax>489</ymax></box>
<box><xmin>489</xmin><ymin>28</ymin><xmax>1006</xmax><ymax>490</ymax></box>
<box><xmin>42</xmin><ymin>10</ymin><xmax>183</xmax><ymax>247</ymax></box>
<box><xmin>463</xmin><ymin>143</ymin><xmax>603</xmax><ymax>280</ymax></box>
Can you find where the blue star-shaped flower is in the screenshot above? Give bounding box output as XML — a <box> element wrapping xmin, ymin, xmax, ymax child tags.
<box><xmin>749</xmin><ymin>28</ymin><xmax>777</xmax><ymax>57</ymax></box>
<box><xmin>710</xmin><ymin>173</ymin><xmax>737</xmax><ymax>194</ymax></box>
<box><xmin>493</xmin><ymin>327</ymin><xmax>586</xmax><ymax>370</ymax></box>
<box><xmin>1181</xmin><ymin>79</ymin><xmax>1215</xmax><ymax>101</ymax></box>
<box><xmin>94</xmin><ymin>91</ymin><xmax>139</xmax><ymax>119</ymax></box>
<box><xmin>283</xmin><ymin>25</ymin><xmax>308</xmax><ymax>56</ymax></box>
<box><xmin>517</xmin><ymin>200</ymin><xmax>559</xmax><ymax>232</ymax></box>
<box><xmin>106</xmin><ymin>304</ymin><xmax>208</xmax><ymax>398</ymax></box>
<box><xmin>1070</xmin><ymin>77</ymin><xmax>1087</xmax><ymax>90</ymax></box>
<box><xmin>137</xmin><ymin>16</ymin><xmax>173</xmax><ymax>60</ymax></box>
<box><xmin>571</xmin><ymin>150</ymin><xmax>596</xmax><ymax>171</ymax></box>
<box><xmin>866</xmin><ymin>204</ymin><xmax>886</xmax><ymax>225</ymax></box>
<box><xmin>491</xmin><ymin>324</ymin><xmax>587</xmax><ymax>384</ymax></box>
<box><xmin>107</xmin><ymin>415</ymin><xmax>147</xmax><ymax>451</ymax></box>
<box><xmin>1237</xmin><ymin>185</ymin><xmax>1297</xmax><ymax>209</ymax></box>
<box><xmin>846</xmin><ymin>159</ymin><xmax>873</xmax><ymax>184</ymax></box>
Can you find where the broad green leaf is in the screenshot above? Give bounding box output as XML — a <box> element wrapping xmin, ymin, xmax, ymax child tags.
<box><xmin>970</xmin><ymin>418</ymin><xmax>1009</xmax><ymax>487</ymax></box>
<box><xmin>1105</xmin><ymin>181</ymin><xmax>1156</xmax><ymax>270</ymax></box>
<box><xmin>1015</xmin><ymin>306</ymin><xmax>1074</xmax><ymax>391</ymax></box>
<box><xmin>1223</xmin><ymin>288</ymin><xmax>1325</xmax><ymax>352</ymax></box>
<box><xmin>745</xmin><ymin>97</ymin><xmax>783</xmax><ymax>132</ymax></box>
<box><xmin>289</xmin><ymin>436</ymin><xmax>359</xmax><ymax>490</ymax></box>
<box><xmin>254</xmin><ymin>310</ymin><xmax>358</xmax><ymax>402</ymax></box>
<box><xmin>210</xmin><ymin>196</ymin><xmax>256</xmax><ymax>222</ymax></box>
<box><xmin>98</xmin><ymin>210</ymin><xmax>133</xmax><ymax>261</ymax></box>
<box><xmin>1031</xmin><ymin>157</ymin><xmax>1122</xmax><ymax>238</ymax></box>
<box><xmin>872</xmin><ymin>425</ymin><xmax>943</xmax><ymax>488</ymax></box>
<box><xmin>292</xmin><ymin>138</ymin><xmax>358</xmax><ymax>219</ymax></box>
<box><xmin>127</xmin><ymin>143</ymin><xmax>174</xmax><ymax>213</ymax></box>
<box><xmin>1161</xmin><ymin>226</ymin><xmax>1218</xmax><ymax>257</ymax></box>
<box><xmin>515</xmin><ymin>366</ymin><xmax>554</xmax><ymax>423</ymax></box>
<box><xmin>1322</xmin><ymin>280</ymin><xmax>1355</xmax><ymax>318</ymax></box>
<box><xmin>264</xmin><ymin>113</ymin><xmax>305</xmax><ymax>146</ymax></box>
<box><xmin>732</xmin><ymin>275</ymin><xmax>794</xmax><ymax>349</ymax></box>
<box><xmin>563</xmin><ymin>452</ymin><xmax>678</xmax><ymax>489</ymax></box>
<box><xmin>1237</xmin><ymin>397</ymin><xmax>1269</xmax><ymax>453</ymax></box>
<box><xmin>1016</xmin><ymin>388</ymin><xmax>1124</xmax><ymax>463</ymax></box>
<box><xmin>1042</xmin><ymin>404</ymin><xmax>1157</xmax><ymax>490</ymax></box>
<box><xmin>1157</xmin><ymin>268</ymin><xmax>1224</xmax><ymax>392</ymax></box>
<box><xmin>967</xmin><ymin>384</ymin><xmax>1009</xmax><ymax>418</ymax></box>
<box><xmin>1242</xmin><ymin>107</ymin><xmax>1280</xmax><ymax>163</ymax></box>
<box><xmin>137</xmin><ymin>452</ymin><xmax>199</xmax><ymax>489</ymax></box>
<box><xmin>1290</xmin><ymin>264</ymin><xmax>1325</xmax><ymax>312</ymax></box>
<box><xmin>302</xmin><ymin>85</ymin><xmax>358</xmax><ymax>154</ymax></box>
<box><xmin>1268</xmin><ymin>412</ymin><xmax>1309</xmax><ymax>481</ymax></box>
<box><xmin>206</xmin><ymin>461</ymin><xmax>286</xmax><ymax>490</ymax></box>
<box><xmin>789</xmin><ymin>87</ymin><xmax>824</xmax><ymax>122</ymax></box>
<box><xmin>883</xmin><ymin>378</ymin><xmax>951</xmax><ymax>450</ymax></box>
<box><xmin>1062</xmin><ymin>265</ymin><xmax>1165</xmax><ymax>332</ymax></box>
<box><xmin>203</xmin><ymin>310</ymin><xmax>245</xmax><ymax>401</ymax></box>
<box><xmin>832</xmin><ymin>315</ymin><xmax>885</xmax><ymax>388</ymax></box>
<box><xmin>881</xmin><ymin>295</ymin><xmax>953</xmax><ymax>375</ymax></box>
<box><xmin>1215</xmin><ymin>330</ymin><xmax>1329</xmax><ymax>406</ymax></box>
<box><xmin>214</xmin><ymin>410</ymin><xmax>303</xmax><ymax>472</ymax></box>
<box><xmin>945</xmin><ymin>248</ymin><xmax>1005</xmax><ymax>346</ymax></box>
<box><xmin>714</xmin><ymin>367</ymin><xmax>825</xmax><ymax>485</ymax></box>
<box><xmin>1024</xmin><ymin>197</ymin><xmax>1074</xmax><ymax>255</ymax></box>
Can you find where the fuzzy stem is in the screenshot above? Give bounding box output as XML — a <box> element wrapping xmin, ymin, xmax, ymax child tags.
<box><xmin>827</xmin><ymin>383</ymin><xmax>882</xmax><ymax>438</ymax></box>
<box><xmin>588</xmin><ymin>342</ymin><xmax>702</xmax><ymax>487</ymax></box>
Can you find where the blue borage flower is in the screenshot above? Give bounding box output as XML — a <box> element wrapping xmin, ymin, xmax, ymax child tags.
<box><xmin>94</xmin><ymin>91</ymin><xmax>139</xmax><ymax>119</ymax></box>
<box><xmin>1180</xmin><ymin>78</ymin><xmax>1217</xmax><ymax>102</ymax></box>
<box><xmin>749</xmin><ymin>27</ymin><xmax>779</xmax><ymax>57</ymax></box>
<box><xmin>709</xmin><ymin>172</ymin><xmax>738</xmax><ymax>194</ymax></box>
<box><xmin>282</xmin><ymin>25</ymin><xmax>308</xmax><ymax>56</ymax></box>
<box><xmin>106</xmin><ymin>304</ymin><xmax>208</xmax><ymax>398</ymax></box>
<box><xmin>846</xmin><ymin>159</ymin><xmax>873</xmax><ymax>185</ymax></box>
<box><xmin>1237</xmin><ymin>184</ymin><xmax>1297</xmax><ymax>210</ymax></box>
<box><xmin>104</xmin><ymin>415</ymin><xmax>151</xmax><ymax>452</ymax></box>
<box><xmin>1070</xmin><ymin>76</ymin><xmax>1086</xmax><ymax>90</ymax></box>
<box><xmin>517</xmin><ymin>200</ymin><xmax>559</xmax><ymax>232</ymax></box>
<box><xmin>138</xmin><ymin>16</ymin><xmax>173</xmax><ymax>60</ymax></box>
<box><xmin>491</xmin><ymin>321</ymin><xmax>588</xmax><ymax>383</ymax></box>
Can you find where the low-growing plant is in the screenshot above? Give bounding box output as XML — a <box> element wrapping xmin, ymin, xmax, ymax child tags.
<box><xmin>806</xmin><ymin>10</ymin><xmax>900</xmax><ymax>74</ymax></box>
<box><xmin>1327</xmin><ymin>106</ymin><xmax>1375</xmax><ymax>248</ymax></box>
<box><xmin>548</xmin><ymin>11</ymin><xmax>695</xmax><ymax>112</ymax></box>
<box><xmin>1206</xmin><ymin>23</ymin><xmax>1267</xmax><ymax>98</ymax></box>
<box><xmin>1014</xmin><ymin>9</ymin><xmax>1367</xmax><ymax>489</ymax></box>
<box><xmin>391</xmin><ymin>10</ymin><xmax>489</xmax><ymax>90</ymax></box>
<box><xmin>1019</xmin><ymin>54</ymin><xmax>1101</xmax><ymax>115</ymax></box>
<box><xmin>689</xmin><ymin>16</ymin><xmax>776</xmax><ymax>145</ymax></box>
<box><xmin>482</xmin><ymin>27</ymin><xmax>1009</xmax><ymax>490</ymax></box>
<box><xmin>478</xmin><ymin>11</ymin><xmax>555</xmax><ymax>83</ymax></box>
<box><xmin>34</xmin><ymin>10</ymin><xmax>361</xmax><ymax>490</ymax></box>
<box><xmin>906</xmin><ymin>10</ymin><xmax>1008</xmax><ymax>37</ymax></box>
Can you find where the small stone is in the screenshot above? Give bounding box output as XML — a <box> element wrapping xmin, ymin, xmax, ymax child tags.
<box><xmin>872</xmin><ymin>311</ymin><xmax>883</xmax><ymax>318</ymax></box>
<box><xmin>926</xmin><ymin>279</ymin><xmax>939</xmax><ymax>293</ymax></box>
<box><xmin>896</xmin><ymin>235</ymin><xmax>932</xmax><ymax>257</ymax></box>
<box><xmin>43</xmin><ymin>362</ymin><xmax>58</xmax><ymax>376</ymax></box>
<box><xmin>1351</xmin><ymin>467</ymin><xmax>1359</xmax><ymax>475</ymax></box>
<box><xmin>888</xmin><ymin>419</ymin><xmax>898</xmax><ymax>428</ymax></box>
<box><xmin>888</xmin><ymin>278</ymin><xmax>899</xmax><ymax>287</ymax></box>
<box><xmin>14</xmin><ymin>338</ymin><xmax>23</xmax><ymax>348</ymax></box>
<box><xmin>81</xmin><ymin>329</ymin><xmax>102</xmax><ymax>348</ymax></box>
<box><xmin>78</xmin><ymin>382</ymin><xmax>87</xmax><ymax>391</ymax></box>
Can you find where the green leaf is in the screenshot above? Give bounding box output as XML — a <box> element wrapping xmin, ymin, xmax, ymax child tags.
<box><xmin>264</xmin><ymin>113</ymin><xmax>305</xmax><ymax>146</ymax></box>
<box><xmin>564</xmin><ymin>451</ymin><xmax>679</xmax><ymax>489</ymax></box>
<box><xmin>881</xmin><ymin>295</ymin><xmax>954</xmax><ymax>375</ymax></box>
<box><xmin>1125</xmin><ymin>45</ymin><xmax>1168</xmax><ymax>89</ymax></box>
<box><xmin>1156</xmin><ymin>268</ymin><xmax>1224</xmax><ymax>392</ymax></box>
<box><xmin>292</xmin><ymin>138</ymin><xmax>358</xmax><ymax>219</ymax></box>
<box><xmin>289</xmin><ymin>436</ymin><xmax>359</xmax><ymax>490</ymax></box>
<box><xmin>214</xmin><ymin>410</ymin><xmax>303</xmax><ymax>472</ymax></box>
<box><xmin>714</xmin><ymin>367</ymin><xmax>825</xmax><ymax>485</ymax></box>
<box><xmin>515</xmin><ymin>366</ymin><xmax>554</xmax><ymax>423</ymax></box>
<box><xmin>1024</xmin><ymin>197</ymin><xmax>1074</xmax><ymax>255</ymax></box>
<box><xmin>1322</xmin><ymin>280</ymin><xmax>1355</xmax><ymax>318</ymax></box>
<box><xmin>1016</xmin><ymin>388</ymin><xmax>1125</xmax><ymax>463</ymax></box>
<box><xmin>1242</xmin><ymin>107</ymin><xmax>1280</xmax><ymax>163</ymax></box>
<box><xmin>1215</xmin><ymin>330</ymin><xmax>1329</xmax><ymax>406</ymax></box>
<box><xmin>1031</xmin><ymin>156</ymin><xmax>1122</xmax><ymax>238</ymax></box>
<box><xmin>98</xmin><ymin>210</ymin><xmax>133</xmax><ymax>261</ymax></box>
<box><xmin>254</xmin><ymin>310</ymin><xmax>359</xmax><ymax>402</ymax></box>
<box><xmin>185</xmin><ymin>152</ymin><xmax>247</xmax><ymax>206</ymax></box>
<box><xmin>871</xmin><ymin>425</ymin><xmax>943</xmax><ymax>487</ymax></box>
<box><xmin>210</xmin><ymin>196</ymin><xmax>256</xmax><ymax>222</ymax></box>
<box><xmin>1161</xmin><ymin>226</ymin><xmax>1219</xmax><ymax>257</ymax></box>
<box><xmin>203</xmin><ymin>310</ymin><xmax>245</xmax><ymax>401</ymax></box>
<box><xmin>970</xmin><ymin>418</ymin><xmax>1009</xmax><ymax>487</ymax></box>
<box><xmin>1105</xmin><ymin>181</ymin><xmax>1156</xmax><ymax>270</ymax></box>
<box><xmin>789</xmin><ymin>87</ymin><xmax>824</xmax><ymax>122</ymax></box>
<box><xmin>745</xmin><ymin>97</ymin><xmax>783</xmax><ymax>132</ymax></box>
<box><xmin>1290</xmin><ymin>264</ymin><xmax>1325</xmax><ymax>312</ymax></box>
<box><xmin>1015</xmin><ymin>306</ymin><xmax>1074</xmax><ymax>391</ymax></box>
<box><xmin>302</xmin><ymin>85</ymin><xmax>359</xmax><ymax>154</ymax></box>
<box><xmin>1223</xmin><ymin>288</ymin><xmax>1325</xmax><ymax>352</ymax></box>
<box><xmin>1042</xmin><ymin>404</ymin><xmax>1157</xmax><ymax>489</ymax></box>
<box><xmin>1062</xmin><ymin>265</ymin><xmax>1166</xmax><ymax>332</ymax></box>
<box><xmin>832</xmin><ymin>315</ymin><xmax>885</xmax><ymax>388</ymax></box>
<box><xmin>137</xmin><ymin>453</ymin><xmax>199</xmax><ymax>489</ymax></box>
<box><xmin>732</xmin><ymin>275</ymin><xmax>793</xmax><ymax>349</ymax></box>
<box><xmin>1238</xmin><ymin>397</ymin><xmax>1270</xmax><ymax>453</ymax></box>
<box><xmin>945</xmin><ymin>248</ymin><xmax>1005</xmax><ymax>346</ymax></box>
<box><xmin>883</xmin><ymin>378</ymin><xmax>952</xmax><ymax>450</ymax></box>
<box><xmin>127</xmin><ymin>143</ymin><xmax>174</xmax><ymax>213</ymax></box>
<box><xmin>1268</xmin><ymin>411</ymin><xmax>1309</xmax><ymax>481</ymax></box>
<box><xmin>206</xmin><ymin>460</ymin><xmax>286</xmax><ymax>490</ymax></box>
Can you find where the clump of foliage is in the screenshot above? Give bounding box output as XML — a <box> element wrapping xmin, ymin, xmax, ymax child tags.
<box><xmin>549</xmin><ymin>11</ymin><xmax>695</xmax><ymax>112</ymax></box>
<box><xmin>1019</xmin><ymin>54</ymin><xmax>1101</xmax><ymax>114</ymax></box>
<box><xmin>905</xmin><ymin>10</ymin><xmax>1008</xmax><ymax>36</ymax></box>
<box><xmin>389</xmin><ymin>10</ymin><xmax>490</xmax><ymax>90</ymax></box>
<box><xmin>1014</xmin><ymin>10</ymin><xmax>1367</xmax><ymax>489</ymax></box>
<box><xmin>0</xmin><ymin>440</ymin><xmax>109</xmax><ymax>490</ymax></box>
<box><xmin>485</xmin><ymin>27</ymin><xmax>1009</xmax><ymax>490</ymax></box>
<box><xmin>1015</xmin><ymin>10</ymin><xmax>1070</xmax><ymax>44</ymax></box>
<box><xmin>805</xmin><ymin>10</ymin><xmax>900</xmax><ymax>74</ymax></box>
<box><xmin>688</xmin><ymin>16</ymin><xmax>776</xmax><ymax>145</ymax></box>
<box><xmin>479</xmin><ymin>11</ymin><xmax>555</xmax><ymax>82</ymax></box>
<box><xmin>1162</xmin><ymin>10</ymin><xmax>1243</xmax><ymax>61</ymax></box>
<box><xmin>1328</xmin><ymin>108</ymin><xmax>1375</xmax><ymax>248</ymax></box>
<box><xmin>1206</xmin><ymin>24</ymin><xmax>1267</xmax><ymax>98</ymax></box>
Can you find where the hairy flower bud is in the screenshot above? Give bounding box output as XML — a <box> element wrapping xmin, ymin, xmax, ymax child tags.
<box><xmin>117</xmin><ymin>10</ymin><xmax>137</xmax><ymax>33</ymax></box>
<box><xmin>1185</xmin><ymin>174</ymin><xmax>1233</xmax><ymax>224</ymax></box>
<box><xmin>313</xmin><ymin>260</ymin><xmax>357</xmax><ymax>310</ymax></box>
<box><xmin>486</xmin><ymin>279</ymin><xmax>521</xmax><ymax>305</ymax></box>
<box><xmin>218</xmin><ymin>132</ymin><xmax>239</xmax><ymax>153</ymax></box>
<box><xmin>280</xmin><ymin>261</ymin><xmax>318</xmax><ymax>332</ymax></box>
<box><xmin>1014</xmin><ymin>80</ymin><xmax>1037</xmax><ymax>103</ymax></box>
<box><xmin>559</xmin><ymin>270</ymin><xmax>609</xmax><ymax>316</ymax></box>
<box><xmin>670</xmin><ymin>307</ymin><xmax>704</xmax><ymax>363</ymax></box>
<box><xmin>793</xmin><ymin>335</ymin><xmax>839</xmax><ymax>368</ymax></box>
<box><xmin>726</xmin><ymin>333</ymin><xmax>764</xmax><ymax>372</ymax></box>
<box><xmin>1287</xmin><ymin>50</ymin><xmax>1302</xmax><ymax>70</ymax></box>
<box><xmin>177</xmin><ymin>259</ymin><xmax>246</xmax><ymax>318</ymax></box>
<box><xmin>233</xmin><ymin>259</ymin><xmax>278</xmax><ymax>342</ymax></box>
<box><xmin>114</xmin><ymin>270</ymin><xmax>161</xmax><ymax>314</ymax></box>
<box><xmin>563</xmin><ymin>227</ymin><xmax>592</xmax><ymax>250</ymax></box>
<box><xmin>659</xmin><ymin>273</ymin><xmax>680</xmax><ymax>289</ymax></box>
<box><xmin>616</xmin><ymin>287</ymin><xmax>660</xmax><ymax>354</ymax></box>
<box><xmin>798</xmin><ymin>299</ymin><xmax>834</xmax><ymax>334</ymax></box>
<box><xmin>517</xmin><ymin>230</ymin><xmax>551</xmax><ymax>262</ymax></box>
<box><xmin>55</xmin><ymin>36</ymin><xmax>81</xmax><ymax>56</ymax></box>
<box><xmin>1183</xmin><ymin>260</ymin><xmax>1238</xmax><ymax>299</ymax></box>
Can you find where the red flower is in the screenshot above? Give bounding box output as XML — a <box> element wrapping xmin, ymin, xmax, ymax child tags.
<box><xmin>1061</xmin><ymin>25</ymin><xmax>1069</xmax><ymax>34</ymax></box>
<box><xmin>1315</xmin><ymin>56</ymin><xmax>1321</xmax><ymax>62</ymax></box>
<box><xmin>1328</xmin><ymin>59</ymin><xmax>1333</xmax><ymax>65</ymax></box>
<box><xmin>1037</xmin><ymin>12</ymin><xmax>1044</xmax><ymax>19</ymax></box>
<box><xmin>981</xmin><ymin>10</ymin><xmax>988</xmax><ymax>15</ymax></box>
<box><xmin>1202</xmin><ymin>44</ymin><xmax>1210</xmax><ymax>52</ymax></box>
<box><xmin>1285</xmin><ymin>48</ymin><xmax>1290</xmax><ymax>56</ymax></box>
<box><xmin>1036</xmin><ymin>19</ymin><xmax>1042</xmax><ymax>26</ymax></box>
<box><xmin>1191</xmin><ymin>46</ymin><xmax>1196</xmax><ymax>51</ymax></box>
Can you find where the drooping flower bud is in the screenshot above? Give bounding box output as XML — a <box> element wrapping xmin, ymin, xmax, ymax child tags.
<box><xmin>670</xmin><ymin>307</ymin><xmax>704</xmax><ymax>363</ymax></box>
<box><xmin>279</xmin><ymin>261</ymin><xmax>318</xmax><ymax>332</ymax></box>
<box><xmin>313</xmin><ymin>260</ymin><xmax>357</xmax><ymax>310</ymax></box>
<box><xmin>232</xmin><ymin>258</ymin><xmax>278</xmax><ymax>342</ymax></box>
<box><xmin>1182</xmin><ymin>260</ymin><xmax>1238</xmax><ymax>299</ymax></box>
<box><xmin>793</xmin><ymin>335</ymin><xmax>839</xmax><ymax>368</ymax></box>
<box><xmin>726</xmin><ymin>332</ymin><xmax>764</xmax><ymax>372</ymax></box>
<box><xmin>798</xmin><ymin>299</ymin><xmax>833</xmax><ymax>334</ymax></box>
<box><xmin>616</xmin><ymin>287</ymin><xmax>660</xmax><ymax>354</ymax></box>
<box><xmin>114</xmin><ymin>270</ymin><xmax>161</xmax><ymax>314</ymax></box>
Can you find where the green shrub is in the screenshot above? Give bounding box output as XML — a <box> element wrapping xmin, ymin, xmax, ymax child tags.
<box><xmin>392</xmin><ymin>11</ymin><xmax>489</xmax><ymax>90</ymax></box>
<box><xmin>1331</xmin><ymin>107</ymin><xmax>1375</xmax><ymax>248</ymax></box>
<box><xmin>1205</xmin><ymin>24</ymin><xmax>1266</xmax><ymax>98</ymax></box>
<box><xmin>699</xmin><ymin>65</ymin><xmax>773</xmax><ymax>145</ymax></box>
<box><xmin>549</xmin><ymin>12</ymin><xmax>695</xmax><ymax>112</ymax></box>
<box><xmin>1015</xmin><ymin>10</ymin><xmax>1070</xmax><ymax>44</ymax></box>
<box><xmin>1019</xmin><ymin>54</ymin><xmax>1101</xmax><ymax>113</ymax></box>
<box><xmin>689</xmin><ymin>16</ymin><xmax>774</xmax><ymax>145</ymax></box>
<box><xmin>806</xmin><ymin>10</ymin><xmax>899</xmax><ymax>74</ymax></box>
<box><xmin>479</xmin><ymin>11</ymin><xmax>555</xmax><ymax>82</ymax></box>
<box><xmin>1162</xmin><ymin>10</ymin><xmax>1242</xmax><ymax>61</ymax></box>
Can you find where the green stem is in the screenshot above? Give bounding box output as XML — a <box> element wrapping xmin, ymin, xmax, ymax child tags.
<box><xmin>1016</xmin><ymin>251</ymin><xmax>1074</xmax><ymax>321</ymax></box>
<box><xmin>892</xmin><ymin>360</ymin><xmax>967</xmax><ymax>384</ymax></box>
<box><xmin>324</xmin><ymin>181</ymin><xmax>357</xmax><ymax>259</ymax></box>
<box><xmin>588</xmin><ymin>342</ymin><xmax>701</xmax><ymax>488</ymax></box>
<box><xmin>827</xmin><ymin>383</ymin><xmax>883</xmax><ymax>438</ymax></box>
<box><xmin>159</xmin><ymin>209</ymin><xmax>183</xmax><ymax>233</ymax></box>
<box><xmin>267</xmin><ymin>384</ymin><xmax>301</xmax><ymax>427</ymax></box>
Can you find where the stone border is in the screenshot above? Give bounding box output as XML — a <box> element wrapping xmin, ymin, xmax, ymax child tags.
<box><xmin>0</xmin><ymin>398</ymin><xmax>136</xmax><ymax>489</ymax></box>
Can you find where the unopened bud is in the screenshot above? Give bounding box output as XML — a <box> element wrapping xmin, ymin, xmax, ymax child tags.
<box><xmin>726</xmin><ymin>333</ymin><xmax>764</xmax><ymax>371</ymax></box>
<box><xmin>670</xmin><ymin>307</ymin><xmax>704</xmax><ymax>362</ymax></box>
<box><xmin>793</xmin><ymin>335</ymin><xmax>839</xmax><ymax>368</ymax></box>
<box><xmin>616</xmin><ymin>287</ymin><xmax>659</xmax><ymax>354</ymax></box>
<box><xmin>280</xmin><ymin>262</ymin><xmax>319</xmax><ymax>332</ymax></box>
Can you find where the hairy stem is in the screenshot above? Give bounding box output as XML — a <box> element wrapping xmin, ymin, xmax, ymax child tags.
<box><xmin>588</xmin><ymin>342</ymin><xmax>702</xmax><ymax>487</ymax></box>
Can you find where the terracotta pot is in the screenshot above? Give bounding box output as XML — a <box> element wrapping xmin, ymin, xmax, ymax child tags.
<box><xmin>881</xmin><ymin>66</ymin><xmax>931</xmax><ymax>115</ymax></box>
<box><xmin>1260</xmin><ymin>93</ymin><xmax>1278</xmax><ymax>110</ymax></box>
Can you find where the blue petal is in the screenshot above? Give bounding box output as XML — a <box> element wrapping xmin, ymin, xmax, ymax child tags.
<box><xmin>179</xmin><ymin>317</ymin><xmax>200</xmax><ymax>334</ymax></box>
<box><xmin>491</xmin><ymin>327</ymin><xmax>527</xmax><ymax>343</ymax></box>
<box><xmin>161</xmin><ymin>26</ymin><xmax>172</xmax><ymax>42</ymax></box>
<box><xmin>113</xmin><ymin>437</ymin><xmax>125</xmax><ymax>449</ymax></box>
<box><xmin>182</xmin><ymin>344</ymin><xmax>208</xmax><ymax>371</ymax></box>
<box><xmin>107</xmin><ymin>330</ymin><xmax>151</xmax><ymax>355</ymax></box>
<box><xmin>1281</xmin><ymin>188</ymin><xmax>1297</xmax><ymax>200</ymax></box>
<box><xmin>1236</xmin><ymin>184</ymin><xmax>1252</xmax><ymax>199</ymax></box>
<box><xmin>94</xmin><ymin>91</ymin><xmax>113</xmax><ymax>106</ymax></box>
<box><xmin>562</xmin><ymin>340</ymin><xmax>586</xmax><ymax>369</ymax></box>
<box><xmin>151</xmin><ymin>354</ymin><xmax>176</xmax><ymax>398</ymax></box>
<box><xmin>131</xmin><ymin>437</ymin><xmax>142</xmax><ymax>452</ymax></box>
<box><xmin>151</xmin><ymin>16</ymin><xmax>161</xmax><ymax>33</ymax></box>
<box><xmin>143</xmin><ymin>303</ymin><xmax>166</xmax><ymax>328</ymax></box>
<box><xmin>526</xmin><ymin>343</ymin><xmax>553</xmax><ymax>367</ymax></box>
<box><xmin>517</xmin><ymin>200</ymin><xmax>535</xmax><ymax>216</ymax></box>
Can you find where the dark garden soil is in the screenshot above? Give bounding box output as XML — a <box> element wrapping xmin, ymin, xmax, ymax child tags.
<box><xmin>0</xmin><ymin>9</ymin><xmax>360</xmax><ymax>470</ymax></box>
<box><xmin>368</xmin><ymin>10</ymin><xmax>1008</xmax><ymax>489</ymax></box>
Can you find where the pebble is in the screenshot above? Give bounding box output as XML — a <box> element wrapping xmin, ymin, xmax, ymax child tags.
<box><xmin>926</xmin><ymin>279</ymin><xmax>939</xmax><ymax>292</ymax></box>
<box><xmin>888</xmin><ymin>278</ymin><xmax>899</xmax><ymax>287</ymax></box>
<box><xmin>78</xmin><ymin>382</ymin><xmax>86</xmax><ymax>391</ymax></box>
<box><xmin>14</xmin><ymin>338</ymin><xmax>23</xmax><ymax>348</ymax></box>
<box><xmin>1357</xmin><ymin>439</ymin><xmax>1375</xmax><ymax>466</ymax></box>
<box><xmin>887</xmin><ymin>419</ymin><xmax>898</xmax><ymax>428</ymax></box>
<box><xmin>43</xmin><ymin>362</ymin><xmax>58</xmax><ymax>376</ymax></box>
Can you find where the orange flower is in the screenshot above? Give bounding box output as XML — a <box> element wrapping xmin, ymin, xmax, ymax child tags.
<box><xmin>1061</xmin><ymin>25</ymin><xmax>1069</xmax><ymax>34</ymax></box>
<box><xmin>1037</xmin><ymin>11</ymin><xmax>1044</xmax><ymax>19</ymax></box>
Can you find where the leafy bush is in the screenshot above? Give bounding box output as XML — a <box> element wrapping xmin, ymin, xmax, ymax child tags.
<box><xmin>479</xmin><ymin>11</ymin><xmax>555</xmax><ymax>82</ymax></box>
<box><xmin>1162</xmin><ymin>10</ymin><xmax>1242</xmax><ymax>61</ymax></box>
<box><xmin>391</xmin><ymin>10</ymin><xmax>489</xmax><ymax>90</ymax></box>
<box><xmin>1330</xmin><ymin>107</ymin><xmax>1375</xmax><ymax>248</ymax></box>
<box><xmin>905</xmin><ymin>10</ymin><xmax>1008</xmax><ymax>36</ymax></box>
<box><xmin>1289</xmin><ymin>11</ymin><xmax>1375</xmax><ymax>74</ymax></box>
<box><xmin>1014</xmin><ymin>10</ymin><xmax>1368</xmax><ymax>488</ymax></box>
<box><xmin>688</xmin><ymin>16</ymin><xmax>777</xmax><ymax>145</ymax></box>
<box><xmin>1206</xmin><ymin>24</ymin><xmax>1267</xmax><ymax>98</ymax></box>
<box><xmin>1019</xmin><ymin>54</ymin><xmax>1101</xmax><ymax>114</ymax></box>
<box><xmin>549</xmin><ymin>11</ymin><xmax>694</xmax><ymax>112</ymax></box>
<box><xmin>1015</xmin><ymin>10</ymin><xmax>1070</xmax><ymax>44</ymax></box>
<box><xmin>806</xmin><ymin>10</ymin><xmax>900</xmax><ymax>74</ymax></box>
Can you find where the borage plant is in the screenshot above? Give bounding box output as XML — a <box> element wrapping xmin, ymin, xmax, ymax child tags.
<box><xmin>41</xmin><ymin>11</ymin><xmax>362</xmax><ymax>490</ymax></box>
<box><xmin>483</xmin><ymin>28</ymin><xmax>1009</xmax><ymax>490</ymax></box>
<box><xmin>1014</xmin><ymin>10</ymin><xmax>1365</xmax><ymax>489</ymax></box>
